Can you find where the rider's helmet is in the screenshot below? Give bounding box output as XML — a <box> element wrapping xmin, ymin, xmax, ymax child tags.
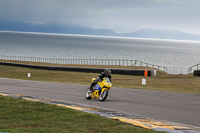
<box><xmin>104</xmin><ymin>68</ymin><xmax>111</xmax><ymax>76</ymax></box>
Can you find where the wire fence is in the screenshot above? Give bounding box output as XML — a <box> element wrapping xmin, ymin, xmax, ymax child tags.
<box><xmin>188</xmin><ymin>63</ymin><xmax>200</xmax><ymax>74</ymax></box>
<box><xmin>0</xmin><ymin>55</ymin><xmax>168</xmax><ymax>72</ymax></box>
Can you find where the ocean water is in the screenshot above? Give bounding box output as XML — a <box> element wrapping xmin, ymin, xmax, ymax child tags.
<box><xmin>0</xmin><ymin>31</ymin><xmax>200</xmax><ymax>74</ymax></box>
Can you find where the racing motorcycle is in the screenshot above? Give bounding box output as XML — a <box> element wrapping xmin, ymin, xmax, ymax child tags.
<box><xmin>85</xmin><ymin>77</ymin><xmax>112</xmax><ymax>101</ymax></box>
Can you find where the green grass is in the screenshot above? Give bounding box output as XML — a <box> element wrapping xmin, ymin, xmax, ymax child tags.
<box><xmin>0</xmin><ymin>61</ymin><xmax>200</xmax><ymax>94</ymax></box>
<box><xmin>0</xmin><ymin>95</ymin><xmax>164</xmax><ymax>133</ymax></box>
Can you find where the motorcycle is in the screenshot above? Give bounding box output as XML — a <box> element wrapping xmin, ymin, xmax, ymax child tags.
<box><xmin>85</xmin><ymin>77</ymin><xmax>112</xmax><ymax>101</ymax></box>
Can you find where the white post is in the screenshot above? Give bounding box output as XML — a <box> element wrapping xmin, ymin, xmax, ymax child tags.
<box><xmin>142</xmin><ymin>78</ymin><xmax>146</xmax><ymax>85</ymax></box>
<box><xmin>27</xmin><ymin>73</ymin><xmax>31</xmax><ymax>78</ymax></box>
<box><xmin>153</xmin><ymin>70</ymin><xmax>157</xmax><ymax>77</ymax></box>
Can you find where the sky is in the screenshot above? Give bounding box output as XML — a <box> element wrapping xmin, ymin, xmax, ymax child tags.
<box><xmin>0</xmin><ymin>0</ymin><xmax>200</xmax><ymax>35</ymax></box>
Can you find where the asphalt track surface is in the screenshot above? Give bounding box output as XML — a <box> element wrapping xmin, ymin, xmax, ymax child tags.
<box><xmin>0</xmin><ymin>78</ymin><xmax>200</xmax><ymax>128</ymax></box>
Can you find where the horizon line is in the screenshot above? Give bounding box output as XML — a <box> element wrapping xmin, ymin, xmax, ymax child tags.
<box><xmin>0</xmin><ymin>30</ymin><xmax>200</xmax><ymax>43</ymax></box>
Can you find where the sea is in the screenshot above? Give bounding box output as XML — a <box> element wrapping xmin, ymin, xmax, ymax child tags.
<box><xmin>0</xmin><ymin>31</ymin><xmax>200</xmax><ymax>74</ymax></box>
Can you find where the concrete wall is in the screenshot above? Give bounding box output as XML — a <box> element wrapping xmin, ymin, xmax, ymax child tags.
<box><xmin>0</xmin><ymin>62</ymin><xmax>156</xmax><ymax>76</ymax></box>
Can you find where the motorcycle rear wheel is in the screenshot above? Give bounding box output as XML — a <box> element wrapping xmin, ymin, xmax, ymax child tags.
<box><xmin>99</xmin><ymin>90</ymin><xmax>108</xmax><ymax>101</ymax></box>
<box><xmin>85</xmin><ymin>88</ymin><xmax>92</xmax><ymax>100</ymax></box>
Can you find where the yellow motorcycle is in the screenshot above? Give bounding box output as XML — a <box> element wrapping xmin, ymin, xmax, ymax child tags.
<box><xmin>85</xmin><ymin>77</ymin><xmax>112</xmax><ymax>101</ymax></box>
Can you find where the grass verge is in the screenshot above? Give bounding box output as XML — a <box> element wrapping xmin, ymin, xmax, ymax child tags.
<box><xmin>0</xmin><ymin>60</ymin><xmax>200</xmax><ymax>94</ymax></box>
<box><xmin>0</xmin><ymin>95</ymin><xmax>164</xmax><ymax>133</ymax></box>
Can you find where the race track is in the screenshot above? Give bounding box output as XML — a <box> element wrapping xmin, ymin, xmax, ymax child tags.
<box><xmin>0</xmin><ymin>78</ymin><xmax>200</xmax><ymax>128</ymax></box>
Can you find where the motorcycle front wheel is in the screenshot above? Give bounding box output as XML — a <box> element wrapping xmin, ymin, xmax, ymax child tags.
<box><xmin>85</xmin><ymin>88</ymin><xmax>92</xmax><ymax>100</ymax></box>
<box><xmin>99</xmin><ymin>89</ymin><xmax>108</xmax><ymax>101</ymax></box>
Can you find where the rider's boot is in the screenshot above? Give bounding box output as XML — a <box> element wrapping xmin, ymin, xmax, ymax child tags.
<box><xmin>89</xmin><ymin>86</ymin><xmax>94</xmax><ymax>92</ymax></box>
<box><xmin>89</xmin><ymin>80</ymin><xmax>97</xmax><ymax>92</ymax></box>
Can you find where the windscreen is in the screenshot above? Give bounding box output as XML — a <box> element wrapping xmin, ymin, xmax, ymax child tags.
<box><xmin>104</xmin><ymin>77</ymin><xmax>110</xmax><ymax>83</ymax></box>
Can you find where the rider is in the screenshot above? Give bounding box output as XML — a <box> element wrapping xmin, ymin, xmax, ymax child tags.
<box><xmin>89</xmin><ymin>68</ymin><xmax>112</xmax><ymax>92</ymax></box>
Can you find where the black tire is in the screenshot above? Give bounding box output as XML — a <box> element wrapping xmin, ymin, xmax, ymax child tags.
<box><xmin>85</xmin><ymin>88</ymin><xmax>92</xmax><ymax>100</ymax></box>
<box><xmin>99</xmin><ymin>90</ymin><xmax>108</xmax><ymax>101</ymax></box>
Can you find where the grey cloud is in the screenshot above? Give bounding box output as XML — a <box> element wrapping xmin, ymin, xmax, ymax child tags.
<box><xmin>0</xmin><ymin>0</ymin><xmax>200</xmax><ymax>34</ymax></box>
<box><xmin>1</xmin><ymin>0</ymin><xmax>199</xmax><ymax>18</ymax></box>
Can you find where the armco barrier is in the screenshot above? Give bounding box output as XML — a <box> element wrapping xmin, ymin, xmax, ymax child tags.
<box><xmin>0</xmin><ymin>62</ymin><xmax>156</xmax><ymax>76</ymax></box>
<box><xmin>194</xmin><ymin>70</ymin><xmax>200</xmax><ymax>76</ymax></box>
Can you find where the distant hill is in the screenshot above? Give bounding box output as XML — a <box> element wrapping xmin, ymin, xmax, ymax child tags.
<box><xmin>0</xmin><ymin>20</ymin><xmax>115</xmax><ymax>36</ymax></box>
<box><xmin>1</xmin><ymin>20</ymin><xmax>200</xmax><ymax>41</ymax></box>
<box><xmin>117</xmin><ymin>28</ymin><xmax>200</xmax><ymax>41</ymax></box>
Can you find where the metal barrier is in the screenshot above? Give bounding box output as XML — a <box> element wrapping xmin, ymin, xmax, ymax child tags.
<box><xmin>0</xmin><ymin>55</ymin><xmax>168</xmax><ymax>72</ymax></box>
